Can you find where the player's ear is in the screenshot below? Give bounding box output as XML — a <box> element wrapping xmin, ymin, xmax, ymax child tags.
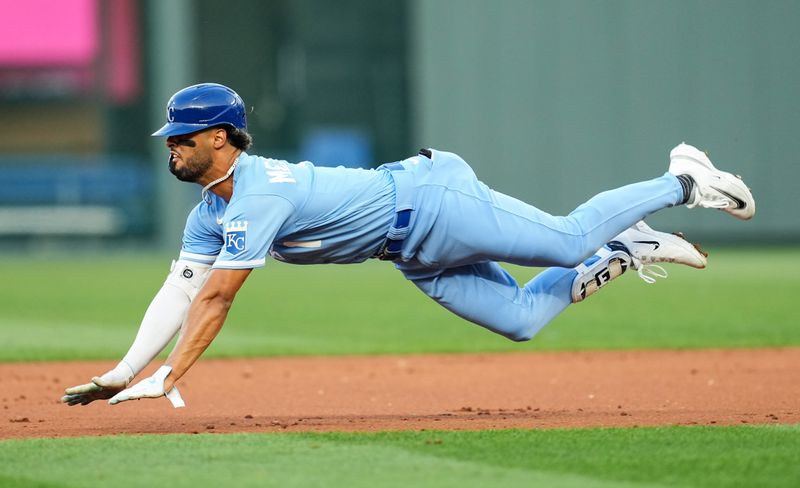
<box><xmin>211</xmin><ymin>127</ymin><xmax>228</xmax><ymax>149</ymax></box>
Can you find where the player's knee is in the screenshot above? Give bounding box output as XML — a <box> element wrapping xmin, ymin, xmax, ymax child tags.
<box><xmin>507</xmin><ymin>329</ymin><xmax>534</xmax><ymax>342</ymax></box>
<box><xmin>498</xmin><ymin>319</ymin><xmax>543</xmax><ymax>342</ymax></box>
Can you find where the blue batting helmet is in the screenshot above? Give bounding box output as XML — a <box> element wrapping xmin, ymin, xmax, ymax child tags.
<box><xmin>152</xmin><ymin>83</ymin><xmax>247</xmax><ymax>137</ymax></box>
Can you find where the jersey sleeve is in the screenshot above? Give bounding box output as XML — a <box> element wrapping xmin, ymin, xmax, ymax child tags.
<box><xmin>179</xmin><ymin>203</ymin><xmax>223</xmax><ymax>266</ymax></box>
<box><xmin>213</xmin><ymin>194</ymin><xmax>296</xmax><ymax>269</ymax></box>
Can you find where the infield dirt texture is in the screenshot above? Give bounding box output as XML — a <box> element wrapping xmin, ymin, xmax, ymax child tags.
<box><xmin>3</xmin><ymin>347</ymin><xmax>798</xmax><ymax>439</ymax></box>
<box><xmin>2</xmin><ymin>249</ymin><xmax>798</xmax><ymax>443</ymax></box>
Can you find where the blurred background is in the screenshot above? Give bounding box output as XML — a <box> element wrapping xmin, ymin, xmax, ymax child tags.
<box><xmin>0</xmin><ymin>0</ymin><xmax>797</xmax><ymax>254</ymax></box>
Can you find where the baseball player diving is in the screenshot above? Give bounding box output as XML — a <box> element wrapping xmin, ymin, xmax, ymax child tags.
<box><xmin>62</xmin><ymin>83</ymin><xmax>754</xmax><ymax>407</ymax></box>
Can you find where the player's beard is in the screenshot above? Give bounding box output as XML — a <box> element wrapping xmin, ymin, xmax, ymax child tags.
<box><xmin>169</xmin><ymin>152</ymin><xmax>213</xmax><ymax>183</ymax></box>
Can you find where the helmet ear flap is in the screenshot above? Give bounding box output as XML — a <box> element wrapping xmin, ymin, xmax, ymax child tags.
<box><xmin>152</xmin><ymin>83</ymin><xmax>247</xmax><ymax>137</ymax></box>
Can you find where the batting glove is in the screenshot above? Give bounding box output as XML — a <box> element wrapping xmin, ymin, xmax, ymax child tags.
<box><xmin>109</xmin><ymin>365</ymin><xmax>185</xmax><ymax>408</ymax></box>
<box><xmin>61</xmin><ymin>362</ymin><xmax>134</xmax><ymax>406</ymax></box>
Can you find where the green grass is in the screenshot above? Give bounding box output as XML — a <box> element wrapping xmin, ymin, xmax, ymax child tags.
<box><xmin>2</xmin><ymin>252</ymin><xmax>797</xmax><ymax>487</ymax></box>
<box><xmin>0</xmin><ymin>248</ymin><xmax>797</xmax><ymax>361</ymax></box>
<box><xmin>0</xmin><ymin>426</ymin><xmax>798</xmax><ymax>487</ymax></box>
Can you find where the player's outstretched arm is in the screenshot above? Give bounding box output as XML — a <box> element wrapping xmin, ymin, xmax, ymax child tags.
<box><xmin>109</xmin><ymin>268</ymin><xmax>252</xmax><ymax>406</ymax></box>
<box><xmin>61</xmin><ymin>260</ymin><xmax>212</xmax><ymax>406</ymax></box>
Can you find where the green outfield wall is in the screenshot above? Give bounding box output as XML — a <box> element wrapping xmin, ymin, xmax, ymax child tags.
<box><xmin>411</xmin><ymin>0</ymin><xmax>800</xmax><ymax>242</ymax></box>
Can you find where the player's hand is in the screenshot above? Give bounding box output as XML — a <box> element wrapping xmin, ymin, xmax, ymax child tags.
<box><xmin>61</xmin><ymin>368</ymin><xmax>131</xmax><ymax>406</ymax></box>
<box><xmin>109</xmin><ymin>365</ymin><xmax>185</xmax><ymax>408</ymax></box>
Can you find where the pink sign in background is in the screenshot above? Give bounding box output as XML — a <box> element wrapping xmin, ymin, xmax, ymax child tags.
<box><xmin>0</xmin><ymin>0</ymin><xmax>98</xmax><ymax>66</ymax></box>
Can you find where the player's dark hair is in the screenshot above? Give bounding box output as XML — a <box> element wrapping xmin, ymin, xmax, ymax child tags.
<box><xmin>224</xmin><ymin>125</ymin><xmax>253</xmax><ymax>151</ymax></box>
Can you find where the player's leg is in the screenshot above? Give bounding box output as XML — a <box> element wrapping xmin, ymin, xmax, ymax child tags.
<box><xmin>407</xmin><ymin>222</ymin><xmax>707</xmax><ymax>341</ymax></box>
<box><xmin>408</xmin><ymin>248</ymin><xmax>640</xmax><ymax>341</ymax></box>
<box><xmin>407</xmin><ymin>261</ymin><xmax>572</xmax><ymax>341</ymax></box>
<box><xmin>411</xmin><ymin>172</ymin><xmax>684</xmax><ymax>270</ymax></box>
<box><xmin>409</xmin><ymin>144</ymin><xmax>751</xmax><ymax>270</ymax></box>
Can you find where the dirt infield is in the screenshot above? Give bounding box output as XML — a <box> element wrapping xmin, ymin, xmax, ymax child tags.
<box><xmin>2</xmin><ymin>348</ymin><xmax>798</xmax><ymax>439</ymax></box>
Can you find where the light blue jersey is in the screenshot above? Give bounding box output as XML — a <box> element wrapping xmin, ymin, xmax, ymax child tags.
<box><xmin>179</xmin><ymin>149</ymin><xmax>684</xmax><ymax>343</ymax></box>
<box><xmin>179</xmin><ymin>152</ymin><xmax>396</xmax><ymax>268</ymax></box>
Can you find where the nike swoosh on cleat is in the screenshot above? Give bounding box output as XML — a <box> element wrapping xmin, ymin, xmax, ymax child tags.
<box><xmin>633</xmin><ymin>240</ymin><xmax>660</xmax><ymax>250</ymax></box>
<box><xmin>710</xmin><ymin>186</ymin><xmax>747</xmax><ymax>209</ymax></box>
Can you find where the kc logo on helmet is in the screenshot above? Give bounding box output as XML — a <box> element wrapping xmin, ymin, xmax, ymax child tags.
<box><xmin>224</xmin><ymin>221</ymin><xmax>248</xmax><ymax>257</ymax></box>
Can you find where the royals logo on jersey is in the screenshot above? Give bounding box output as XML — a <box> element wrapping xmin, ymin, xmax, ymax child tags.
<box><xmin>224</xmin><ymin>221</ymin><xmax>248</xmax><ymax>257</ymax></box>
